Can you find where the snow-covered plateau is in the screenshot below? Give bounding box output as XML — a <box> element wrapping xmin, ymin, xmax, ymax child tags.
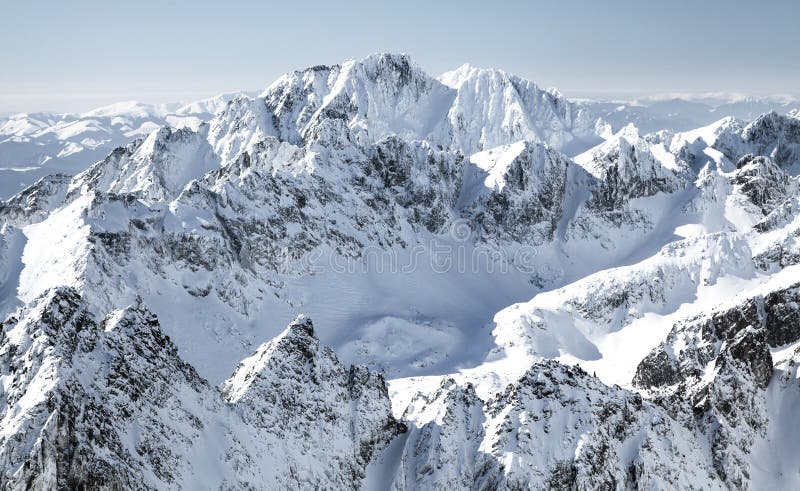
<box><xmin>1</xmin><ymin>53</ymin><xmax>800</xmax><ymax>489</ymax></box>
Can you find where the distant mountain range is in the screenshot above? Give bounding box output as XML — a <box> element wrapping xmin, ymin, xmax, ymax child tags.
<box><xmin>578</xmin><ymin>94</ymin><xmax>799</xmax><ymax>135</ymax></box>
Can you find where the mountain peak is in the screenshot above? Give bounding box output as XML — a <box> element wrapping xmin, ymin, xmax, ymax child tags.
<box><xmin>359</xmin><ymin>51</ymin><xmax>415</xmax><ymax>67</ymax></box>
<box><xmin>617</xmin><ymin>122</ymin><xmax>641</xmax><ymax>141</ymax></box>
<box><xmin>439</xmin><ymin>63</ymin><xmax>512</xmax><ymax>89</ymax></box>
<box><xmin>287</xmin><ymin>313</ymin><xmax>314</xmax><ymax>337</ymax></box>
<box><xmin>73</xmin><ymin>123</ymin><xmax>218</xmax><ymax>201</ymax></box>
<box><xmin>82</xmin><ymin>100</ymin><xmax>164</xmax><ymax>119</ymax></box>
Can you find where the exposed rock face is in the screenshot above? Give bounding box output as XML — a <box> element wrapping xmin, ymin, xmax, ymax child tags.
<box><xmin>633</xmin><ymin>298</ymin><xmax>767</xmax><ymax>389</ymax></box>
<box><xmin>393</xmin><ymin>362</ymin><xmax>721</xmax><ymax>490</ymax></box>
<box><xmin>634</xmin><ymin>282</ymin><xmax>800</xmax><ymax>390</ymax></box>
<box><xmin>578</xmin><ymin>125</ymin><xmax>690</xmax><ymax>211</ymax></box>
<box><xmin>0</xmin><ymin>288</ymin><xmax>219</xmax><ymax>489</ymax></box>
<box><xmin>731</xmin><ymin>154</ymin><xmax>797</xmax><ymax>215</ymax></box>
<box><xmin>764</xmin><ymin>285</ymin><xmax>800</xmax><ymax>346</ymax></box>
<box><xmin>73</xmin><ymin>125</ymin><xmax>219</xmax><ymax>202</ymax></box>
<box><xmin>462</xmin><ymin>141</ymin><xmax>570</xmax><ymax>244</ymax></box>
<box><xmin>221</xmin><ymin>315</ymin><xmax>404</xmax><ymax>485</ymax></box>
<box><xmin>741</xmin><ymin>111</ymin><xmax>800</xmax><ymax>171</ymax></box>
<box><xmin>633</xmin><ymin>282</ymin><xmax>800</xmax><ymax>488</ymax></box>
<box><xmin>752</xmin><ymin>201</ymin><xmax>800</xmax><ymax>271</ymax></box>
<box><xmin>710</xmin><ymin>111</ymin><xmax>800</xmax><ymax>175</ymax></box>
<box><xmin>0</xmin><ymin>291</ymin><xmax>401</xmax><ymax>489</ymax></box>
<box><xmin>564</xmin><ymin>124</ymin><xmax>696</xmax><ymax>248</ymax></box>
<box><xmin>391</xmin><ymin>379</ymin><xmax>486</xmax><ymax>490</ymax></box>
<box><xmin>0</xmin><ymin>173</ymin><xmax>71</xmax><ymax>227</ymax></box>
<box><xmin>699</xmin><ymin>330</ymin><xmax>770</xmax><ymax>488</ymax></box>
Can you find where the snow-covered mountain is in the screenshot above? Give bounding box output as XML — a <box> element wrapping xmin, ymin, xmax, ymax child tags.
<box><xmin>0</xmin><ymin>54</ymin><xmax>603</xmax><ymax>200</ymax></box>
<box><xmin>0</xmin><ymin>94</ymin><xmax>251</xmax><ymax>200</ymax></box>
<box><xmin>2</xmin><ymin>53</ymin><xmax>800</xmax><ymax>488</ymax></box>
<box><xmin>579</xmin><ymin>94</ymin><xmax>800</xmax><ymax>135</ymax></box>
<box><xmin>0</xmin><ymin>290</ymin><xmax>399</xmax><ymax>488</ymax></box>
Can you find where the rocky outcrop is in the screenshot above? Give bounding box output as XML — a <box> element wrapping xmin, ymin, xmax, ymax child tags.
<box><xmin>0</xmin><ymin>288</ymin><xmax>219</xmax><ymax>489</ymax></box>
<box><xmin>392</xmin><ymin>379</ymin><xmax>486</xmax><ymax>490</ymax></box>
<box><xmin>73</xmin><ymin>125</ymin><xmax>219</xmax><ymax>202</ymax></box>
<box><xmin>462</xmin><ymin>141</ymin><xmax>570</xmax><ymax>244</ymax></box>
<box><xmin>577</xmin><ymin>125</ymin><xmax>690</xmax><ymax>210</ymax></box>
<box><xmin>741</xmin><ymin>111</ymin><xmax>800</xmax><ymax>171</ymax></box>
<box><xmin>393</xmin><ymin>362</ymin><xmax>721</xmax><ymax>489</ymax></box>
<box><xmin>635</xmin><ymin>282</ymin><xmax>800</xmax><ymax>390</ymax></box>
<box><xmin>711</xmin><ymin>111</ymin><xmax>800</xmax><ymax>174</ymax></box>
<box><xmin>221</xmin><ymin>315</ymin><xmax>404</xmax><ymax>486</ymax></box>
<box><xmin>731</xmin><ymin>154</ymin><xmax>797</xmax><ymax>215</ymax></box>
<box><xmin>633</xmin><ymin>282</ymin><xmax>800</xmax><ymax>488</ymax></box>
<box><xmin>0</xmin><ymin>291</ymin><xmax>401</xmax><ymax>489</ymax></box>
<box><xmin>0</xmin><ymin>173</ymin><xmax>71</xmax><ymax>227</ymax></box>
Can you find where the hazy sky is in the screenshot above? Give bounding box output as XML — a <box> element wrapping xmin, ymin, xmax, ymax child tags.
<box><xmin>2</xmin><ymin>0</ymin><xmax>799</xmax><ymax>112</ymax></box>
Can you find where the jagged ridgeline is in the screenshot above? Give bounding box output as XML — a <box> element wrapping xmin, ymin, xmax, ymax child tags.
<box><xmin>0</xmin><ymin>290</ymin><xmax>401</xmax><ymax>488</ymax></box>
<box><xmin>0</xmin><ymin>54</ymin><xmax>800</xmax><ymax>488</ymax></box>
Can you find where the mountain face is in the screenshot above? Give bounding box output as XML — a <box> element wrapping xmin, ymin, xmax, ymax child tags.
<box><xmin>389</xmin><ymin>363</ymin><xmax>722</xmax><ymax>490</ymax></box>
<box><xmin>633</xmin><ymin>277</ymin><xmax>800</xmax><ymax>488</ymax></box>
<box><xmin>1</xmin><ymin>53</ymin><xmax>800</xmax><ymax>488</ymax></box>
<box><xmin>205</xmin><ymin>54</ymin><xmax>604</xmax><ymax>172</ymax></box>
<box><xmin>0</xmin><ymin>95</ymin><xmax>250</xmax><ymax>200</ymax></box>
<box><xmin>439</xmin><ymin>64</ymin><xmax>604</xmax><ymax>155</ymax></box>
<box><xmin>0</xmin><ymin>289</ymin><xmax>400</xmax><ymax>489</ymax></box>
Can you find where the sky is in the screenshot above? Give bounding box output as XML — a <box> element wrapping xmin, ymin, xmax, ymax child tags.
<box><xmin>2</xmin><ymin>0</ymin><xmax>799</xmax><ymax>113</ymax></box>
